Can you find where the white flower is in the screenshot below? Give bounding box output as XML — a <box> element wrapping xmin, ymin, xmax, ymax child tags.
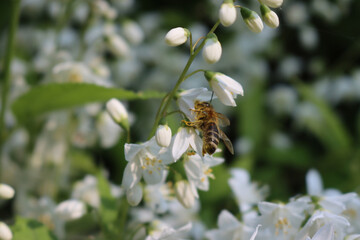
<box><xmin>122</xmin><ymin>20</ymin><xmax>144</xmax><ymax>45</ymax></box>
<box><xmin>72</xmin><ymin>175</ymin><xmax>123</xmax><ymax>208</ymax></box>
<box><xmin>144</xmin><ymin>177</ymin><xmax>174</xmax><ymax>213</ymax></box>
<box><xmin>94</xmin><ymin>0</ymin><xmax>117</xmax><ymax>19</ymax></box>
<box><xmin>126</xmin><ymin>183</ymin><xmax>143</xmax><ymax>206</ymax></box>
<box><xmin>106</xmin><ymin>98</ymin><xmax>129</xmax><ymax>129</ymax></box>
<box><xmin>205</xmin><ymin>71</ymin><xmax>244</xmax><ymax>106</ymax></box>
<box><xmin>52</xmin><ymin>62</ymin><xmax>99</xmax><ymax>84</ymax></box>
<box><xmin>345</xmin><ymin>234</ymin><xmax>360</xmax><ymax>240</ymax></box>
<box><xmin>258</xmin><ymin>201</ymin><xmax>309</xmax><ymax>236</ymax></box>
<box><xmin>0</xmin><ymin>222</ymin><xmax>12</xmax><ymax>240</ymax></box>
<box><xmin>219</xmin><ymin>2</ymin><xmax>237</xmax><ymax>27</ymax></box>
<box><xmin>295</xmin><ymin>210</ymin><xmax>350</xmax><ymax>240</ymax></box>
<box><xmin>261</xmin><ymin>5</ymin><xmax>279</xmax><ymax>28</ymax></box>
<box><xmin>0</xmin><ymin>184</ymin><xmax>15</xmax><ymax>199</ymax></box>
<box><xmin>155</xmin><ymin>125</ymin><xmax>172</xmax><ymax>147</ymax></box>
<box><xmin>172</xmin><ymin>127</ymin><xmax>203</xmax><ymax>161</ymax></box>
<box><xmin>228</xmin><ymin>168</ymin><xmax>268</xmax><ymax>212</ymax></box>
<box><xmin>165</xmin><ymin>27</ymin><xmax>189</xmax><ymax>47</ymax></box>
<box><xmin>267</xmin><ymin>86</ymin><xmax>297</xmax><ymax>115</ymax></box>
<box><xmin>240</xmin><ymin>7</ymin><xmax>264</xmax><ymax>33</ymax></box>
<box><xmin>55</xmin><ymin>199</ymin><xmax>86</xmax><ymax>221</ymax></box>
<box><xmin>202</xmin><ymin>34</ymin><xmax>222</xmax><ymax>64</ymax></box>
<box><xmin>177</xmin><ymin>88</ymin><xmax>214</xmax><ymax>121</ymax></box>
<box><xmin>260</xmin><ymin>0</ymin><xmax>283</xmax><ymax>9</ymax></box>
<box><xmin>305</xmin><ymin>224</ymin><xmax>334</xmax><ymax>240</ymax></box>
<box><xmin>184</xmin><ymin>152</ymin><xmax>224</xmax><ymax>192</ymax></box>
<box><xmin>122</xmin><ymin>137</ymin><xmax>174</xmax><ymax>190</ymax></box>
<box><xmin>205</xmin><ymin>210</ymin><xmax>255</xmax><ymax>240</ymax></box>
<box><xmin>146</xmin><ymin>222</ymin><xmax>192</xmax><ymax>240</ymax></box>
<box><xmin>175</xmin><ymin>180</ymin><xmax>197</xmax><ymax>209</ymax></box>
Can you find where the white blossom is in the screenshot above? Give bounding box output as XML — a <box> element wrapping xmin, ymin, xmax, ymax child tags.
<box><xmin>261</xmin><ymin>5</ymin><xmax>279</xmax><ymax>28</ymax></box>
<box><xmin>184</xmin><ymin>152</ymin><xmax>224</xmax><ymax>192</ymax></box>
<box><xmin>122</xmin><ymin>137</ymin><xmax>174</xmax><ymax>190</ymax></box>
<box><xmin>55</xmin><ymin>199</ymin><xmax>86</xmax><ymax>221</ymax></box>
<box><xmin>205</xmin><ymin>71</ymin><xmax>244</xmax><ymax>106</ymax></box>
<box><xmin>122</xmin><ymin>20</ymin><xmax>144</xmax><ymax>45</ymax></box>
<box><xmin>146</xmin><ymin>221</ymin><xmax>192</xmax><ymax>240</ymax></box>
<box><xmin>172</xmin><ymin>127</ymin><xmax>203</xmax><ymax>161</ymax></box>
<box><xmin>229</xmin><ymin>168</ymin><xmax>268</xmax><ymax>212</ymax></box>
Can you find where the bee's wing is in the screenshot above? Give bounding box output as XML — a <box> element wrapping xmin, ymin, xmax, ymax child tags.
<box><xmin>219</xmin><ymin>130</ymin><xmax>234</xmax><ymax>155</ymax></box>
<box><xmin>216</xmin><ymin>113</ymin><xmax>230</xmax><ymax>127</ymax></box>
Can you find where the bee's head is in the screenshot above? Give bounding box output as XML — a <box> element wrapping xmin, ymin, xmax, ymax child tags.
<box><xmin>194</xmin><ymin>101</ymin><xmax>211</xmax><ymax>108</ymax></box>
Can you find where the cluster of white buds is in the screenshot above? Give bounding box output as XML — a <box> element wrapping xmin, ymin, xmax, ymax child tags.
<box><xmin>218</xmin><ymin>0</ymin><xmax>283</xmax><ymax>33</ymax></box>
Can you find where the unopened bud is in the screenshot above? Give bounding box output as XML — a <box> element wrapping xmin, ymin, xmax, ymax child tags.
<box><xmin>260</xmin><ymin>0</ymin><xmax>283</xmax><ymax>9</ymax></box>
<box><xmin>241</xmin><ymin>7</ymin><xmax>264</xmax><ymax>33</ymax></box>
<box><xmin>106</xmin><ymin>98</ymin><xmax>129</xmax><ymax>130</ymax></box>
<box><xmin>219</xmin><ymin>2</ymin><xmax>237</xmax><ymax>27</ymax></box>
<box><xmin>0</xmin><ymin>184</ymin><xmax>14</xmax><ymax>200</ymax></box>
<box><xmin>0</xmin><ymin>222</ymin><xmax>12</xmax><ymax>240</ymax></box>
<box><xmin>202</xmin><ymin>33</ymin><xmax>222</xmax><ymax>64</ymax></box>
<box><xmin>155</xmin><ymin>125</ymin><xmax>172</xmax><ymax>147</ymax></box>
<box><xmin>175</xmin><ymin>180</ymin><xmax>195</xmax><ymax>209</ymax></box>
<box><xmin>126</xmin><ymin>183</ymin><xmax>143</xmax><ymax>206</ymax></box>
<box><xmin>165</xmin><ymin>27</ymin><xmax>190</xmax><ymax>47</ymax></box>
<box><xmin>261</xmin><ymin>4</ymin><xmax>279</xmax><ymax>28</ymax></box>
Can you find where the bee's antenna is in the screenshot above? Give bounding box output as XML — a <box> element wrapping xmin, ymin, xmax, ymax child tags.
<box><xmin>209</xmin><ymin>91</ymin><xmax>214</xmax><ymax>103</ymax></box>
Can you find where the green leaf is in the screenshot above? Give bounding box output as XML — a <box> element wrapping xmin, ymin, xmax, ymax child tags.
<box><xmin>11</xmin><ymin>217</ymin><xmax>57</xmax><ymax>240</ymax></box>
<box><xmin>11</xmin><ymin>83</ymin><xmax>165</xmax><ymax>122</ymax></box>
<box><xmin>295</xmin><ymin>80</ymin><xmax>352</xmax><ymax>154</ymax></box>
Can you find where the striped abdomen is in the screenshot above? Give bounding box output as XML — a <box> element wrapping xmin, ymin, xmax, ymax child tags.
<box><xmin>202</xmin><ymin>121</ymin><xmax>219</xmax><ymax>155</ymax></box>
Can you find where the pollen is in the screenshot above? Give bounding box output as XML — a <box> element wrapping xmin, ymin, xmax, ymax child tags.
<box><xmin>275</xmin><ymin>217</ymin><xmax>290</xmax><ymax>235</ymax></box>
<box><xmin>201</xmin><ymin>177</ymin><xmax>205</xmax><ymax>182</ymax></box>
<box><xmin>148</xmin><ymin>170</ymin><xmax>153</xmax><ymax>175</ymax></box>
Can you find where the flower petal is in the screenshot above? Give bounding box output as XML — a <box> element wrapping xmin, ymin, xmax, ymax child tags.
<box><xmin>172</xmin><ymin>127</ymin><xmax>190</xmax><ymax>161</ymax></box>
<box><xmin>122</xmin><ymin>161</ymin><xmax>142</xmax><ymax>189</ymax></box>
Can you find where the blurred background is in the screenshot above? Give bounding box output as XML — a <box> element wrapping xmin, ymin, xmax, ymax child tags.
<box><xmin>1</xmin><ymin>0</ymin><xmax>360</xmax><ymax>237</ymax></box>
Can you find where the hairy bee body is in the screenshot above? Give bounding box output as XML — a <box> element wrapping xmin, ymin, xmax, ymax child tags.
<box><xmin>184</xmin><ymin>101</ymin><xmax>234</xmax><ymax>156</ymax></box>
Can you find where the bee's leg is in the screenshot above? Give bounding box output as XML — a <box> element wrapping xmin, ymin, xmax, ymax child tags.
<box><xmin>182</xmin><ymin>120</ymin><xmax>200</xmax><ymax>127</ymax></box>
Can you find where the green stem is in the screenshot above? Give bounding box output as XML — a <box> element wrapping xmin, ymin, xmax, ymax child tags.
<box><xmin>148</xmin><ymin>21</ymin><xmax>220</xmax><ymax>139</ymax></box>
<box><xmin>118</xmin><ymin>197</ymin><xmax>129</xmax><ymax>237</ymax></box>
<box><xmin>0</xmin><ymin>0</ymin><xmax>21</xmax><ymax>174</ymax></box>
<box><xmin>184</xmin><ymin>69</ymin><xmax>206</xmax><ymax>80</ymax></box>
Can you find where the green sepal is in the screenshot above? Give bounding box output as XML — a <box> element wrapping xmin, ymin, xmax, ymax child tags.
<box><xmin>260</xmin><ymin>4</ymin><xmax>271</xmax><ymax>17</ymax></box>
<box><xmin>204</xmin><ymin>70</ymin><xmax>216</xmax><ymax>81</ymax></box>
<box><xmin>240</xmin><ymin>6</ymin><xmax>253</xmax><ymax>20</ymax></box>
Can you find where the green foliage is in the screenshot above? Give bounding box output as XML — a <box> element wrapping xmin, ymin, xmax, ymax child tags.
<box><xmin>11</xmin><ymin>83</ymin><xmax>165</xmax><ymax>123</ymax></box>
<box><xmin>11</xmin><ymin>217</ymin><xmax>57</xmax><ymax>240</ymax></box>
<box><xmin>96</xmin><ymin>171</ymin><xmax>121</xmax><ymax>238</ymax></box>
<box><xmin>295</xmin><ymin>80</ymin><xmax>352</xmax><ymax>155</ymax></box>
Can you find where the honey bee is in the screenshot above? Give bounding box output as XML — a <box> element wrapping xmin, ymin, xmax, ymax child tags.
<box><xmin>183</xmin><ymin>100</ymin><xmax>234</xmax><ymax>156</ymax></box>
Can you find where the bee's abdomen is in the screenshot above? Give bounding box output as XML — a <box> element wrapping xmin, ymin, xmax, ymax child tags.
<box><xmin>203</xmin><ymin>122</ymin><xmax>219</xmax><ymax>155</ymax></box>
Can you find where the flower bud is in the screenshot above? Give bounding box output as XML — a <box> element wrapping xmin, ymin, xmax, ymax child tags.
<box><xmin>240</xmin><ymin>7</ymin><xmax>264</xmax><ymax>33</ymax></box>
<box><xmin>105</xmin><ymin>33</ymin><xmax>130</xmax><ymax>58</ymax></box>
<box><xmin>202</xmin><ymin>33</ymin><xmax>222</xmax><ymax>64</ymax></box>
<box><xmin>260</xmin><ymin>0</ymin><xmax>283</xmax><ymax>9</ymax></box>
<box><xmin>175</xmin><ymin>180</ymin><xmax>195</xmax><ymax>209</ymax></box>
<box><xmin>55</xmin><ymin>199</ymin><xmax>86</xmax><ymax>221</ymax></box>
<box><xmin>126</xmin><ymin>183</ymin><xmax>143</xmax><ymax>206</ymax></box>
<box><xmin>0</xmin><ymin>222</ymin><xmax>12</xmax><ymax>240</ymax></box>
<box><xmin>165</xmin><ymin>27</ymin><xmax>190</xmax><ymax>47</ymax></box>
<box><xmin>106</xmin><ymin>98</ymin><xmax>129</xmax><ymax>130</ymax></box>
<box><xmin>123</xmin><ymin>20</ymin><xmax>144</xmax><ymax>45</ymax></box>
<box><xmin>261</xmin><ymin>4</ymin><xmax>279</xmax><ymax>28</ymax></box>
<box><xmin>0</xmin><ymin>184</ymin><xmax>15</xmax><ymax>200</ymax></box>
<box><xmin>155</xmin><ymin>125</ymin><xmax>172</xmax><ymax>147</ymax></box>
<box><xmin>219</xmin><ymin>2</ymin><xmax>237</xmax><ymax>27</ymax></box>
